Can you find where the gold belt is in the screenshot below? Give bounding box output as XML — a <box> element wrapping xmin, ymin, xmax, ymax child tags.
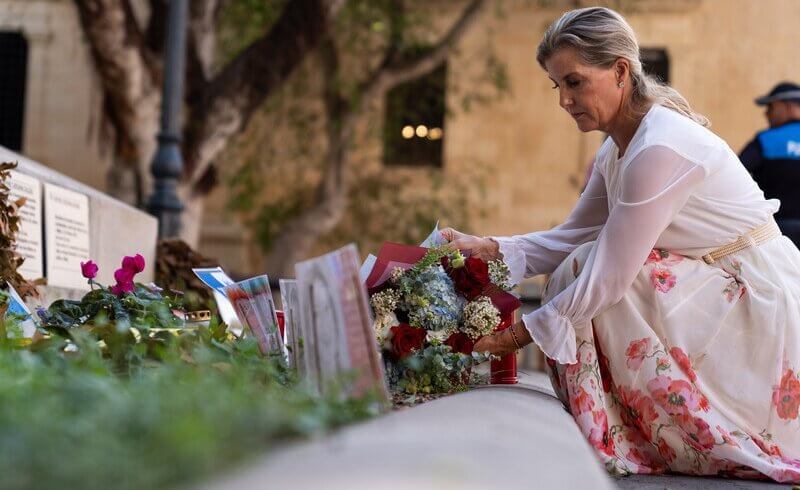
<box><xmin>701</xmin><ymin>219</ymin><xmax>781</xmax><ymax>265</ymax></box>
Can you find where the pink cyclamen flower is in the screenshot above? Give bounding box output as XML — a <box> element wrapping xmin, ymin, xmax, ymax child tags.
<box><xmin>111</xmin><ymin>280</ymin><xmax>135</xmax><ymax>296</ymax></box>
<box><xmin>114</xmin><ymin>267</ymin><xmax>136</xmax><ymax>284</ymax></box>
<box><xmin>80</xmin><ymin>260</ymin><xmax>98</xmax><ymax>280</ymax></box>
<box><xmin>122</xmin><ymin>254</ymin><xmax>146</xmax><ymax>273</ymax></box>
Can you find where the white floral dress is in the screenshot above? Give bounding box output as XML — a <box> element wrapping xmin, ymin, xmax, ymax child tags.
<box><xmin>494</xmin><ymin>105</ymin><xmax>800</xmax><ymax>483</ymax></box>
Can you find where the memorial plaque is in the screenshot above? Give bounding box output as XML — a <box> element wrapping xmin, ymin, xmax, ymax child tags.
<box><xmin>44</xmin><ymin>183</ymin><xmax>90</xmax><ymax>290</ymax></box>
<box><xmin>279</xmin><ymin>279</ymin><xmax>303</xmax><ymax>372</ymax></box>
<box><xmin>8</xmin><ymin>170</ymin><xmax>43</xmax><ymax>280</ymax></box>
<box><xmin>295</xmin><ymin>244</ymin><xmax>387</xmax><ymax>398</ymax></box>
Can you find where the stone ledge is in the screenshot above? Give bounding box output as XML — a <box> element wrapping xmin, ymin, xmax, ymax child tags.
<box><xmin>0</xmin><ymin>145</ymin><xmax>158</xmax><ymax>290</ymax></box>
<box><xmin>202</xmin><ymin>370</ymin><xmax>614</xmax><ymax>490</ymax></box>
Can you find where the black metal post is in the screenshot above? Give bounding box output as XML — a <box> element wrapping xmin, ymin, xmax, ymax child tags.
<box><xmin>147</xmin><ymin>0</ymin><xmax>188</xmax><ymax>238</ymax></box>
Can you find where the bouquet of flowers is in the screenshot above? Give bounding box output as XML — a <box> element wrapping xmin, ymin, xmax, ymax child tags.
<box><xmin>365</xmin><ymin>242</ymin><xmax>520</xmax><ymax>395</ymax></box>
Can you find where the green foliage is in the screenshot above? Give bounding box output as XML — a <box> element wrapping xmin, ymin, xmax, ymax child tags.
<box><xmin>0</xmin><ymin>303</ymin><xmax>377</xmax><ymax>490</ymax></box>
<box><xmin>220</xmin><ymin>1</ymin><xmax>506</xmax><ymax>264</ymax></box>
<box><xmin>36</xmin><ymin>283</ymin><xmax>185</xmax><ymax>371</ymax></box>
<box><xmin>319</xmin><ymin>168</ymin><xmax>474</xmax><ymax>256</ymax></box>
<box><xmin>0</xmin><ymin>161</ymin><xmax>41</xmax><ymax>299</ymax></box>
<box><xmin>217</xmin><ymin>0</ymin><xmax>288</xmax><ymax>63</ymax></box>
<box><xmin>252</xmin><ymin>190</ymin><xmax>313</xmax><ymax>252</ymax></box>
<box><xmin>385</xmin><ymin>344</ymin><xmax>492</xmax><ymax>395</ymax></box>
<box><xmin>0</xmin><ymin>290</ymin><xmax>25</xmax><ymax>347</ymax></box>
<box><xmin>405</xmin><ymin>246</ymin><xmax>454</xmax><ymax>280</ymax></box>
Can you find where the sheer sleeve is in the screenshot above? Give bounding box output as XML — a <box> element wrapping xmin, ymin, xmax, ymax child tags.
<box><xmin>491</xmin><ymin>163</ymin><xmax>609</xmax><ymax>286</ymax></box>
<box><xmin>522</xmin><ymin>146</ymin><xmax>706</xmax><ymax>363</ymax></box>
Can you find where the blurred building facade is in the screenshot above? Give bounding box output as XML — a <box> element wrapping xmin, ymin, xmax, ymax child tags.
<box><xmin>1</xmin><ymin>0</ymin><xmax>798</xmax><ymax>277</ymax></box>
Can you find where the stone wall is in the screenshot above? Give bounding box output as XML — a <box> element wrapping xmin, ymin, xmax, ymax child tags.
<box><xmin>0</xmin><ymin>145</ymin><xmax>157</xmax><ymax>304</ymax></box>
<box><xmin>0</xmin><ymin>0</ymin><xmax>113</xmax><ymax>192</ymax></box>
<box><xmin>445</xmin><ymin>0</ymin><xmax>800</xmax><ymax>237</ymax></box>
<box><xmin>2</xmin><ymin>0</ymin><xmax>798</xmax><ymax>278</ymax></box>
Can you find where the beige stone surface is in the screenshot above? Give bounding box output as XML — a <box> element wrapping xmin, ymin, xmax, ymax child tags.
<box><xmin>0</xmin><ymin>0</ymin><xmax>113</xmax><ymax>192</ymax></box>
<box><xmin>0</xmin><ymin>146</ymin><xmax>157</xmax><ymax>292</ymax></box>
<box><xmin>201</xmin><ymin>370</ymin><xmax>615</xmax><ymax>490</ymax></box>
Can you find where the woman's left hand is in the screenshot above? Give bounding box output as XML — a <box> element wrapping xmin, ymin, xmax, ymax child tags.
<box><xmin>473</xmin><ymin>321</ymin><xmax>533</xmax><ymax>356</ymax></box>
<box><xmin>473</xmin><ymin>329</ymin><xmax>516</xmax><ymax>356</ymax></box>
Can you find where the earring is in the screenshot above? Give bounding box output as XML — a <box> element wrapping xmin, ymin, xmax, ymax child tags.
<box><xmin>618</xmin><ymin>81</ymin><xmax>625</xmax><ymax>88</ymax></box>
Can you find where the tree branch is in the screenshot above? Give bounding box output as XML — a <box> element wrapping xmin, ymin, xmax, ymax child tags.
<box><xmin>73</xmin><ymin>0</ymin><xmax>162</xmax><ymax>163</ymax></box>
<box><xmin>319</xmin><ymin>38</ymin><xmax>347</xmax><ymax>203</ymax></box>
<box><xmin>185</xmin><ymin>0</ymin><xmax>220</xmax><ymax>102</ymax></box>
<box><xmin>262</xmin><ymin>43</ymin><xmax>350</xmax><ymax>277</ymax></box>
<box><xmin>377</xmin><ymin>0</ymin><xmax>405</xmax><ymax>68</ymax></box>
<box><xmin>361</xmin><ymin>0</ymin><xmax>485</xmax><ymax>106</ymax></box>
<box><xmin>183</xmin><ymin>0</ymin><xmax>345</xmax><ymax>191</ymax></box>
<box><xmin>262</xmin><ymin>0</ymin><xmax>486</xmax><ymax>274</ymax></box>
<box><xmin>145</xmin><ymin>0</ymin><xmax>168</xmax><ymax>56</ymax></box>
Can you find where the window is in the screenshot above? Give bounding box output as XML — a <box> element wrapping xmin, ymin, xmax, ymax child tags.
<box><xmin>640</xmin><ymin>48</ymin><xmax>670</xmax><ymax>85</ymax></box>
<box><xmin>0</xmin><ymin>31</ymin><xmax>28</xmax><ymax>152</ymax></box>
<box><xmin>383</xmin><ymin>54</ymin><xmax>446</xmax><ymax>167</ymax></box>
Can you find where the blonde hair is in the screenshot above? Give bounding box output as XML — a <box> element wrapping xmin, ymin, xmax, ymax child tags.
<box><xmin>537</xmin><ymin>7</ymin><xmax>709</xmax><ymax>127</ymax></box>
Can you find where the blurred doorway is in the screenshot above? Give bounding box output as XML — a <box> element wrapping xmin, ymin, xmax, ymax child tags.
<box><xmin>0</xmin><ymin>31</ymin><xmax>28</xmax><ymax>152</ymax></box>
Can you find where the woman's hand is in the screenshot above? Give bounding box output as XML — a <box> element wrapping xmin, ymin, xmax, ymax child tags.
<box><xmin>440</xmin><ymin>228</ymin><xmax>500</xmax><ymax>261</ymax></box>
<box><xmin>473</xmin><ymin>321</ymin><xmax>533</xmax><ymax>356</ymax></box>
<box><xmin>473</xmin><ymin>330</ymin><xmax>516</xmax><ymax>357</ymax></box>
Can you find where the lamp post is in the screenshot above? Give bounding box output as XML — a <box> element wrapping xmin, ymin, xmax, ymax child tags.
<box><xmin>147</xmin><ymin>0</ymin><xmax>188</xmax><ymax>238</ymax></box>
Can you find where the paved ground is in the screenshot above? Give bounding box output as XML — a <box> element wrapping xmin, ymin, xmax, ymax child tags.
<box><xmin>614</xmin><ymin>474</ymin><xmax>792</xmax><ymax>489</ymax></box>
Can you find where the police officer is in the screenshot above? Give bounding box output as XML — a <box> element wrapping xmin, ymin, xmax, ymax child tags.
<box><xmin>739</xmin><ymin>82</ymin><xmax>800</xmax><ymax>245</ymax></box>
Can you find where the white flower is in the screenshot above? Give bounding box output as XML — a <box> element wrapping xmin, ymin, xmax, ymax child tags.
<box><xmin>374</xmin><ymin>311</ymin><xmax>399</xmax><ymax>349</ymax></box>
<box><xmin>462</xmin><ymin>296</ymin><xmax>500</xmax><ymax>340</ymax></box>
<box><xmin>426</xmin><ymin>327</ymin><xmax>456</xmax><ymax>344</ymax></box>
<box><xmin>488</xmin><ymin>259</ymin><xmax>513</xmax><ymax>290</ymax></box>
<box><xmin>370</xmin><ymin>288</ymin><xmax>400</xmax><ymax>317</ymax></box>
<box><xmin>390</xmin><ymin>267</ymin><xmax>405</xmax><ymax>284</ymax></box>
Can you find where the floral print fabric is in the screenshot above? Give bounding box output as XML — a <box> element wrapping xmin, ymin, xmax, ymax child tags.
<box><xmin>542</xmin><ymin>240</ymin><xmax>800</xmax><ymax>484</ymax></box>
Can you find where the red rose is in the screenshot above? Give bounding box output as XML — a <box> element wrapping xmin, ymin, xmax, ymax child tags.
<box><xmin>444</xmin><ymin>332</ymin><xmax>475</xmax><ymax>354</ymax></box>
<box><xmin>390</xmin><ymin>323</ymin><xmax>426</xmax><ymax>359</ymax></box>
<box><xmin>442</xmin><ymin>256</ymin><xmax>490</xmax><ymax>300</ymax></box>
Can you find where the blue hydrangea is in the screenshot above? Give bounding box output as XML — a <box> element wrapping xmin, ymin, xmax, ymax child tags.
<box><xmin>398</xmin><ymin>265</ymin><xmax>465</xmax><ymax>333</ymax></box>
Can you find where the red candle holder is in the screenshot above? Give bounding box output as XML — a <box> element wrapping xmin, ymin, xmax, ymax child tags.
<box><xmin>490</xmin><ymin>311</ymin><xmax>518</xmax><ymax>384</ymax></box>
<box><xmin>276</xmin><ymin>310</ymin><xmax>285</xmax><ymax>338</ymax></box>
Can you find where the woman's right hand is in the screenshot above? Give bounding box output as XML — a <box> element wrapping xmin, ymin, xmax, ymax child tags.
<box><xmin>440</xmin><ymin>227</ymin><xmax>501</xmax><ymax>262</ymax></box>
